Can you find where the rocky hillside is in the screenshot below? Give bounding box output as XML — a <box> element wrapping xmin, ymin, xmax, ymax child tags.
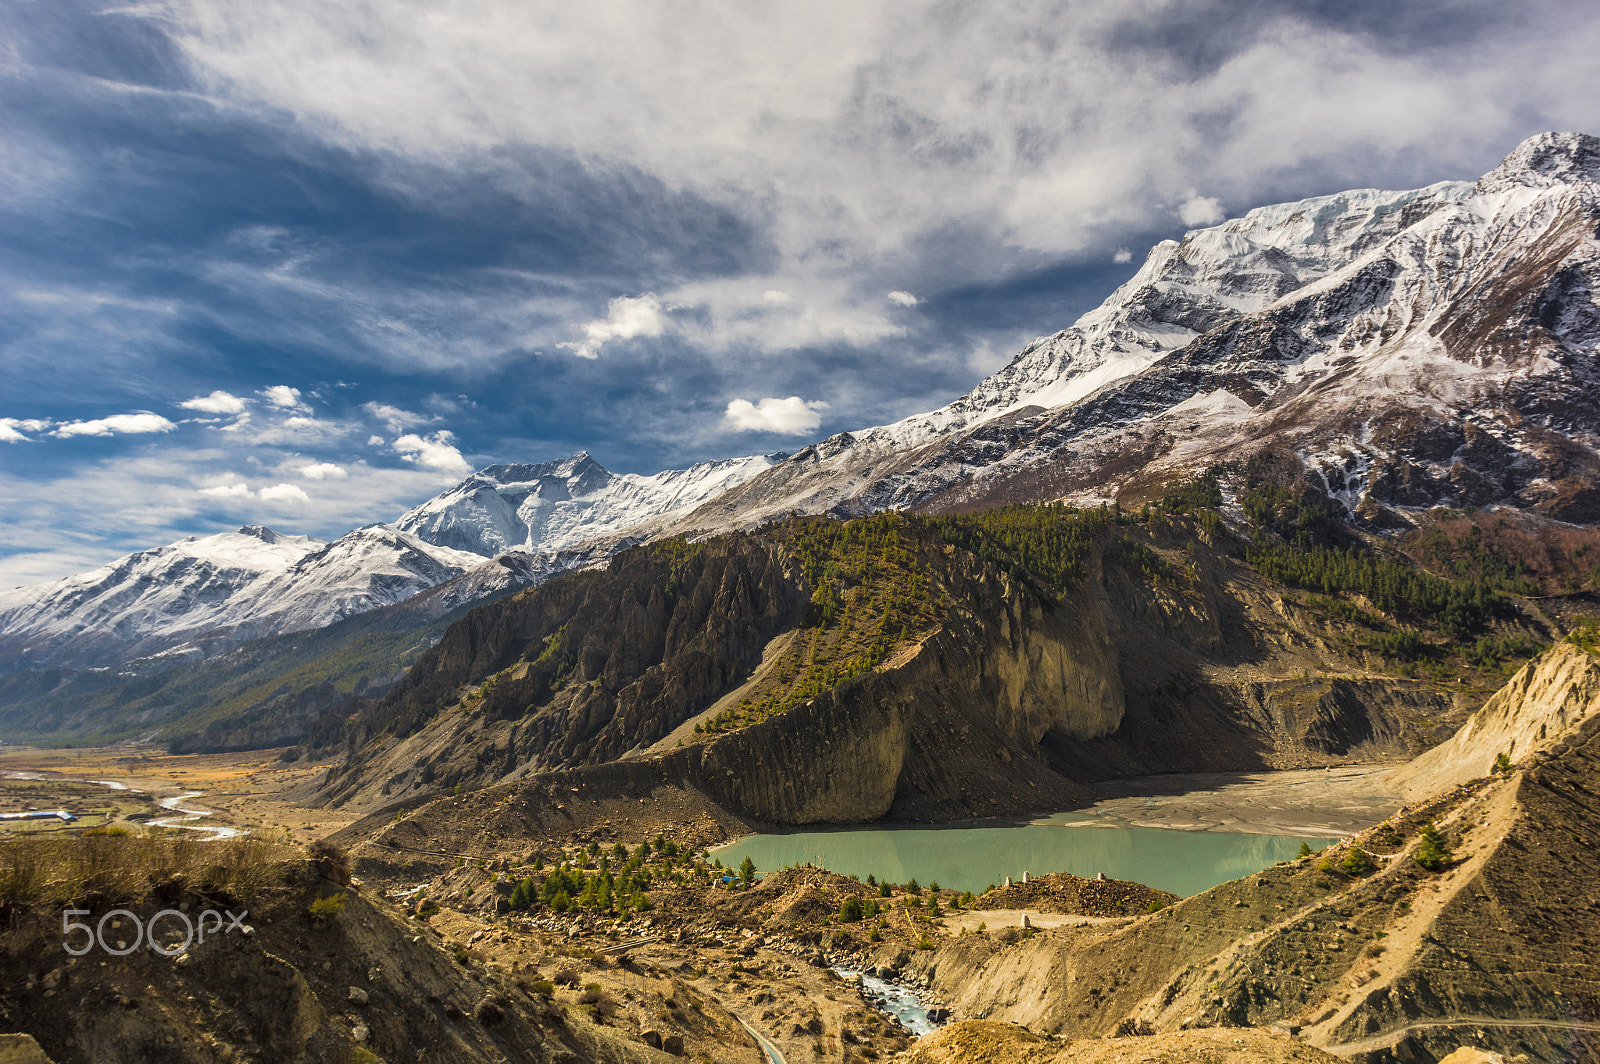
<box><xmin>0</xmin><ymin>839</ymin><xmax>720</xmax><ymax>1064</ymax></box>
<box><xmin>1390</xmin><ymin>637</ymin><xmax>1600</xmax><ymax>799</ymax></box>
<box><xmin>905</xmin><ymin>641</ymin><xmax>1600</xmax><ymax>1062</ymax></box>
<box><xmin>310</xmin><ymin>493</ymin><xmax>1542</xmax><ymax>822</ymax></box>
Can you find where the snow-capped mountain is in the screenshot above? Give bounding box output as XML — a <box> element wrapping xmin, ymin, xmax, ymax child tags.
<box><xmin>394</xmin><ymin>450</ymin><xmax>787</xmax><ymax>557</ymax></box>
<box><xmin>0</xmin><ymin>526</ymin><xmax>323</xmax><ymax>673</ymax></box>
<box><xmin>675</xmin><ymin>131</ymin><xmax>1600</xmax><ymax>529</ymax></box>
<box><xmin>0</xmin><ymin>451</ymin><xmax>786</xmax><ymax>674</ymax></box>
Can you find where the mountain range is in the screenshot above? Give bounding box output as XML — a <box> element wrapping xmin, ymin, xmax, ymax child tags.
<box><xmin>2</xmin><ymin>131</ymin><xmax>1596</xmax><ymax>697</ymax></box>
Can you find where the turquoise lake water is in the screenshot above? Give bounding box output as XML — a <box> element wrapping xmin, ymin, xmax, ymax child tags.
<box><xmin>712</xmin><ymin>812</ymin><xmax>1329</xmax><ymax>898</ymax></box>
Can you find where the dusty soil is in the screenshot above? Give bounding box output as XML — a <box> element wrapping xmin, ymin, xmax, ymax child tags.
<box><xmin>899</xmin><ymin>1020</ymin><xmax>1342</xmax><ymax>1063</ymax></box>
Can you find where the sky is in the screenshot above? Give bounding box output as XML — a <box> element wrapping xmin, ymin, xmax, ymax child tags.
<box><xmin>3</xmin><ymin>0</ymin><xmax>1599</xmax><ymax>587</ymax></box>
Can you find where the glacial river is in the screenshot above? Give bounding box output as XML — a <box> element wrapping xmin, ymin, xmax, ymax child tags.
<box><xmin>713</xmin><ymin>811</ymin><xmax>1328</xmax><ymax>898</ymax></box>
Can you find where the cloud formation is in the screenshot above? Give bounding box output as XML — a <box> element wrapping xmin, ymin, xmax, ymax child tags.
<box><xmin>258</xmin><ymin>482</ymin><xmax>310</xmax><ymax>503</ymax></box>
<box><xmin>0</xmin><ymin>418</ymin><xmax>51</xmax><ymax>442</ymax></box>
<box><xmin>181</xmin><ymin>390</ymin><xmax>248</xmax><ymax>415</ymax></box>
<box><xmin>393</xmin><ymin>431</ymin><xmax>473</xmax><ymax>475</ymax></box>
<box><xmin>723</xmin><ymin>396</ymin><xmax>829</xmax><ymax>435</ymax></box>
<box><xmin>561</xmin><ymin>294</ymin><xmax>665</xmax><ymax>359</ymax></box>
<box><xmin>887</xmin><ymin>291</ymin><xmax>920</xmax><ymax>306</ymax></box>
<box><xmin>1178</xmin><ymin>193</ymin><xmax>1227</xmax><ymax>228</ymax></box>
<box><xmin>51</xmin><ymin>413</ymin><xmax>177</xmax><ymax>439</ymax></box>
<box><xmin>299</xmin><ymin>462</ymin><xmax>347</xmax><ymax>480</ymax></box>
<box><xmin>261</xmin><ymin>385</ymin><xmax>309</xmax><ymax>411</ymax></box>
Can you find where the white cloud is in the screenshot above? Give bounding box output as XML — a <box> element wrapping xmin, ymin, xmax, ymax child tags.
<box><xmin>299</xmin><ymin>461</ymin><xmax>347</xmax><ymax>480</ymax></box>
<box><xmin>1112</xmin><ymin>248</ymin><xmax>1133</xmax><ymax>264</ymax></box>
<box><xmin>261</xmin><ymin>384</ymin><xmax>307</xmax><ymax>410</ymax></box>
<box><xmin>886</xmin><ymin>291</ymin><xmax>920</xmax><ymax>307</ymax></box>
<box><xmin>51</xmin><ymin>413</ymin><xmax>177</xmax><ymax>438</ymax></box>
<box><xmin>393</xmin><ymin>430</ymin><xmax>472</xmax><ymax>475</ymax></box>
<box><xmin>366</xmin><ymin>434</ymin><xmax>386</xmax><ymax>446</ymax></box>
<box><xmin>560</xmin><ymin>294</ymin><xmax>665</xmax><ymax>359</ymax></box>
<box><xmin>0</xmin><ymin>418</ymin><xmax>51</xmax><ymax>442</ymax></box>
<box><xmin>258</xmin><ymin>482</ymin><xmax>310</xmax><ymax>503</ymax></box>
<box><xmin>199</xmin><ymin>482</ymin><xmax>252</xmax><ymax>498</ymax></box>
<box><xmin>723</xmin><ymin>396</ymin><xmax>829</xmax><ymax>435</ymax></box>
<box><xmin>1178</xmin><ymin>192</ymin><xmax>1227</xmax><ymax>228</ymax></box>
<box><xmin>762</xmin><ymin>290</ymin><xmax>792</xmax><ymax>306</ymax></box>
<box><xmin>180</xmin><ymin>390</ymin><xmax>248</xmax><ymax>415</ymax></box>
<box><xmin>363</xmin><ymin>402</ymin><xmax>432</xmax><ymax>433</ymax></box>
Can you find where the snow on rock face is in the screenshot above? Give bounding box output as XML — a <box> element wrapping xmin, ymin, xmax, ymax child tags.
<box><xmin>0</xmin><ymin>527</ymin><xmax>324</xmax><ymax>673</ymax></box>
<box><xmin>230</xmin><ymin>525</ymin><xmax>490</xmax><ymax>637</ymax></box>
<box><xmin>0</xmin><ymin>451</ymin><xmax>784</xmax><ymax>674</ymax></box>
<box><xmin>394</xmin><ymin>450</ymin><xmax>786</xmax><ymax>557</ymax></box>
<box><xmin>673</xmin><ymin>131</ymin><xmax>1600</xmax><ymax>527</ymax></box>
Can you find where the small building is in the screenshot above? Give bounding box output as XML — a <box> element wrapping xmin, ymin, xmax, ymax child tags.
<box><xmin>0</xmin><ymin>810</ymin><xmax>78</xmax><ymax>822</ymax></box>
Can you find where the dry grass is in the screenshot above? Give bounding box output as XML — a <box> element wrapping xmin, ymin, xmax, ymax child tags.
<box><xmin>0</xmin><ymin>831</ymin><xmax>298</xmax><ymax>912</ymax></box>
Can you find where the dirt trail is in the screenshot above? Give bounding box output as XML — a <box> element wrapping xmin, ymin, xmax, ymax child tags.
<box><xmin>1304</xmin><ymin>780</ymin><xmax>1522</xmax><ymax>1052</ymax></box>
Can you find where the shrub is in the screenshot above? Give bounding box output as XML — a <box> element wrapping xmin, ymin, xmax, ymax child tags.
<box><xmin>81</xmin><ymin>826</ymin><xmax>131</xmax><ymax>837</ymax></box>
<box><xmin>552</xmin><ymin>968</ymin><xmax>581</xmax><ymax>987</ymax></box>
<box><xmin>307</xmin><ymin>839</ymin><xmax>350</xmax><ymax>883</ymax></box>
<box><xmin>839</xmin><ymin>896</ymin><xmax>863</xmax><ymax>923</ymax></box>
<box><xmin>878</xmin><ymin>881</ymin><xmax>891</xmax><ymax>898</ymax></box>
<box><xmin>738</xmin><ymin>856</ymin><xmax>757</xmax><ymax>889</ymax></box>
<box><xmin>1339</xmin><ymin>845</ymin><xmax>1373</xmax><ymax>877</ymax></box>
<box><xmin>527</xmin><ymin>979</ymin><xmax>555</xmax><ymax>998</ymax></box>
<box><xmin>1414</xmin><ymin>823</ymin><xmax>1452</xmax><ymax>871</ymax></box>
<box><xmin>1494</xmin><ymin>752</ymin><xmax>1514</xmax><ymax>775</ymax></box>
<box><xmin>916</xmin><ymin>935</ymin><xmax>933</xmax><ymax>950</ymax></box>
<box><xmin>905</xmin><ymin>878</ymin><xmax>921</xmax><ymax>896</ymax></box>
<box><xmin>308</xmin><ymin>893</ymin><xmax>347</xmax><ymax>921</ymax></box>
<box><xmin>1297</xmin><ymin>842</ymin><xmax>1313</xmax><ymax>859</ymax></box>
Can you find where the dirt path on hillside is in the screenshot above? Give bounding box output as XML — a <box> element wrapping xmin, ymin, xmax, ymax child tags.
<box><xmin>1303</xmin><ymin>778</ymin><xmax>1521</xmax><ymax>1054</ymax></box>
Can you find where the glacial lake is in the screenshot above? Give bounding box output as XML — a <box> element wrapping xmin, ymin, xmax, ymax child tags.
<box><xmin>712</xmin><ymin>812</ymin><xmax>1329</xmax><ymax>898</ymax></box>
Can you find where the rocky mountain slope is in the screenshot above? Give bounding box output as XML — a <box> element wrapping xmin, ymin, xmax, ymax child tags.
<box><xmin>903</xmin><ymin>640</ymin><xmax>1600</xmax><ymax>1062</ymax></box>
<box><xmin>0</xmin><ymin>524</ymin><xmax>485</xmax><ymax>674</ymax></box>
<box><xmin>309</xmin><ymin>500</ymin><xmax>1530</xmax><ymax>820</ymax></box>
<box><xmin>0</xmin><ymin>453</ymin><xmax>781</xmax><ymax>678</ymax></box>
<box><xmin>671</xmin><ymin>132</ymin><xmax>1600</xmax><ymax>531</ymax></box>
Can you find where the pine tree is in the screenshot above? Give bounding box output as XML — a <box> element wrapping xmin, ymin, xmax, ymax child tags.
<box><xmin>1414</xmin><ymin>823</ymin><xmax>1451</xmax><ymax>871</ymax></box>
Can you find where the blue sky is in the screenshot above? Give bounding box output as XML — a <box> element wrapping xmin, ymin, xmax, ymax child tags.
<box><xmin>3</xmin><ymin>0</ymin><xmax>1599</xmax><ymax>586</ymax></box>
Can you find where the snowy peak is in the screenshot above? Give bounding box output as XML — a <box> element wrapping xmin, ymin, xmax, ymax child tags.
<box><xmin>1477</xmin><ymin>131</ymin><xmax>1600</xmax><ymax>194</ymax></box>
<box><xmin>678</xmin><ymin>131</ymin><xmax>1600</xmax><ymax>529</ymax></box>
<box><xmin>0</xmin><ymin>527</ymin><xmax>326</xmax><ymax>672</ymax></box>
<box><xmin>395</xmin><ymin>450</ymin><xmax>787</xmax><ymax>558</ymax></box>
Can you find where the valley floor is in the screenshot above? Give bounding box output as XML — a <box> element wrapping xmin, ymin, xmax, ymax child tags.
<box><xmin>1082</xmin><ymin>765</ymin><xmax>1404</xmax><ymax>838</ymax></box>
